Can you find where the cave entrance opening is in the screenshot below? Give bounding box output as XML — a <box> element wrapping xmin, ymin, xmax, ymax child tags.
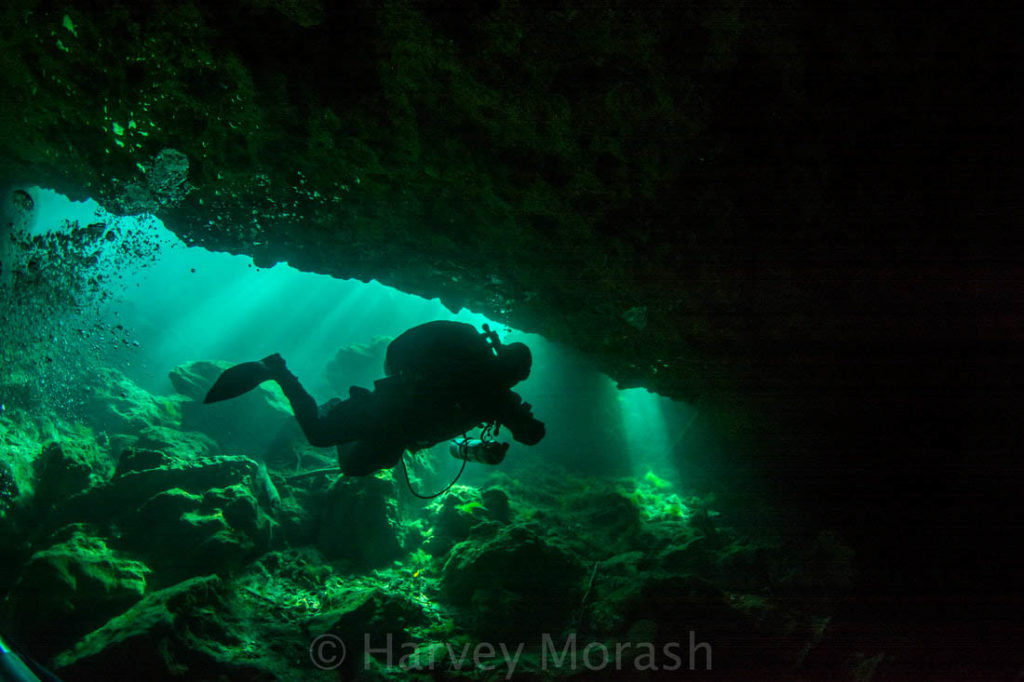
<box><xmin>2</xmin><ymin>186</ymin><xmax>701</xmax><ymax>488</ymax></box>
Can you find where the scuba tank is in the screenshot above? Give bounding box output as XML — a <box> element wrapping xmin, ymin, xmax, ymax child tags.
<box><xmin>449</xmin><ymin>437</ymin><xmax>509</xmax><ymax>465</ymax></box>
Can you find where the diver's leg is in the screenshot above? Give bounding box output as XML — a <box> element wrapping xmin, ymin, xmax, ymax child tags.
<box><xmin>263</xmin><ymin>355</ymin><xmax>359</xmax><ymax>447</ymax></box>
<box><xmin>337</xmin><ymin>439</ymin><xmax>406</xmax><ymax>476</ymax></box>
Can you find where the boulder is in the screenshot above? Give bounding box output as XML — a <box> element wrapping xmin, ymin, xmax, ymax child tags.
<box><xmin>315</xmin><ymin>475</ymin><xmax>402</xmax><ymax>569</ymax></box>
<box><xmin>117</xmin><ymin>485</ymin><xmax>268</xmax><ymax>588</ymax></box>
<box><xmin>132</xmin><ymin>424</ymin><xmax>217</xmax><ymax>461</ymax></box>
<box><xmin>441</xmin><ymin>524</ymin><xmax>585</xmax><ymax>639</ymax></box>
<box><xmin>33</xmin><ymin>437</ymin><xmax>113</xmax><ymax>511</ymax></box>
<box><xmin>80</xmin><ymin>368</ymin><xmax>180</xmax><ymax>436</ymax></box>
<box><xmin>323</xmin><ymin>337</ymin><xmax>390</xmax><ymax>396</ymax></box>
<box><xmin>0</xmin><ymin>530</ymin><xmax>149</xmax><ymax>658</ymax></box>
<box><xmin>422</xmin><ymin>486</ymin><xmax>485</xmax><ymax>556</ymax></box>
<box><xmin>50</xmin><ymin>575</ymin><xmax>269</xmax><ymax>681</ymax></box>
<box><xmin>169</xmin><ymin>360</ymin><xmax>302</xmax><ymax>462</ymax></box>
<box><xmin>44</xmin><ymin>452</ymin><xmax>261</xmax><ymax>544</ymax></box>
<box><xmin>304</xmin><ymin>583</ymin><xmax>429</xmax><ymax>680</ymax></box>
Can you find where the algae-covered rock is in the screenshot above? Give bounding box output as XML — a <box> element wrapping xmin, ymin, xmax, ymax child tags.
<box><xmin>309</xmin><ymin>586</ymin><xmax>427</xmax><ymax>642</ymax></box>
<box><xmin>0</xmin><ymin>416</ymin><xmax>40</xmax><ymax>508</ymax></box>
<box><xmin>316</xmin><ymin>475</ymin><xmax>402</xmax><ymax>569</ymax></box>
<box><xmin>442</xmin><ymin>524</ymin><xmax>585</xmax><ymax>639</ymax></box>
<box><xmin>41</xmin><ymin>451</ymin><xmax>281</xmax><ymax>580</ymax></box>
<box><xmin>480</xmin><ymin>487</ymin><xmax>511</xmax><ymax>524</ymax></box>
<box><xmin>51</xmin><ymin>575</ymin><xmax>248</xmax><ymax>680</ymax></box>
<box><xmin>112</xmin><ymin>447</ymin><xmax>180</xmax><ymax>477</ymax></box>
<box><xmin>169</xmin><ymin>360</ymin><xmax>302</xmax><ymax>461</ymax></box>
<box><xmin>51</xmin><ymin>452</ymin><xmax>256</xmax><ymax>526</ymax></box>
<box><xmin>33</xmin><ymin>435</ymin><xmax>113</xmax><ymax>510</ymax></box>
<box><xmin>133</xmin><ymin>424</ymin><xmax>217</xmax><ymax>461</ymax></box>
<box><xmin>53</xmin><ymin>570</ymin><xmax>395</xmax><ymax>681</ymax></box>
<box><xmin>0</xmin><ymin>530</ymin><xmax>149</xmax><ymax>658</ymax></box>
<box><xmin>422</xmin><ymin>486</ymin><xmax>485</xmax><ymax>556</ymax></box>
<box><xmin>117</xmin><ymin>482</ymin><xmax>274</xmax><ymax>587</ymax></box>
<box><xmin>302</xmin><ymin>585</ymin><xmax>429</xmax><ymax>680</ymax></box>
<box><xmin>80</xmin><ymin>368</ymin><xmax>180</xmax><ymax>436</ymax></box>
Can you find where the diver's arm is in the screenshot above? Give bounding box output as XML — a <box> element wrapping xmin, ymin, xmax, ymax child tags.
<box><xmin>495</xmin><ymin>391</ymin><xmax>546</xmax><ymax>445</ymax></box>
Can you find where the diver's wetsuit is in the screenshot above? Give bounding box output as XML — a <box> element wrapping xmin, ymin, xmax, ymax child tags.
<box><xmin>272</xmin><ymin>321</ymin><xmax>545</xmax><ymax>475</ymax></box>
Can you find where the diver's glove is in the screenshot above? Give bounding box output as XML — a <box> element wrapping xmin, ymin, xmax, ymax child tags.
<box><xmin>502</xmin><ymin>397</ymin><xmax>545</xmax><ymax>445</ymax></box>
<box><xmin>513</xmin><ymin>418</ymin><xmax>545</xmax><ymax>445</ymax></box>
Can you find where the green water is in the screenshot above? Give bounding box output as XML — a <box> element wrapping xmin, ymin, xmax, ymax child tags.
<box><xmin>0</xmin><ymin>188</ymin><xmax>847</xmax><ymax>680</ymax></box>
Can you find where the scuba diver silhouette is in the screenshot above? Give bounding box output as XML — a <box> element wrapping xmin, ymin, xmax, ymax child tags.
<box><xmin>204</xmin><ymin>321</ymin><xmax>545</xmax><ymax>476</ymax></box>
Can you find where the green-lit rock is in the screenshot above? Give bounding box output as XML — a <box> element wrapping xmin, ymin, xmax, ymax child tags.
<box><xmin>309</xmin><ymin>586</ymin><xmax>427</xmax><ymax>642</ymax></box>
<box><xmin>441</xmin><ymin>524</ymin><xmax>585</xmax><ymax>639</ymax></box>
<box><xmin>169</xmin><ymin>360</ymin><xmax>302</xmax><ymax>462</ymax></box>
<box><xmin>80</xmin><ymin>367</ymin><xmax>180</xmax><ymax>436</ymax></box>
<box><xmin>0</xmin><ymin>416</ymin><xmax>42</xmax><ymax>508</ymax></box>
<box><xmin>112</xmin><ymin>447</ymin><xmax>179</xmax><ymax>477</ymax></box>
<box><xmin>51</xmin><ymin>452</ymin><xmax>256</xmax><ymax>527</ymax></box>
<box><xmin>132</xmin><ymin>424</ymin><xmax>217</xmax><ymax>461</ymax></box>
<box><xmin>422</xmin><ymin>486</ymin><xmax>484</xmax><ymax>556</ymax></box>
<box><xmin>316</xmin><ymin>475</ymin><xmax>402</xmax><ymax>569</ymax></box>
<box><xmin>480</xmin><ymin>487</ymin><xmax>511</xmax><ymax>524</ymax></box>
<box><xmin>51</xmin><ymin>575</ymin><xmax>248</xmax><ymax>680</ymax></box>
<box><xmin>33</xmin><ymin>436</ymin><xmax>112</xmax><ymax>510</ymax></box>
<box><xmin>0</xmin><ymin>530</ymin><xmax>149</xmax><ymax>659</ymax></box>
<box><xmin>53</xmin><ymin>572</ymin><xmax>326</xmax><ymax>680</ymax></box>
<box><xmin>307</xmin><ymin>585</ymin><xmax>430</xmax><ymax>679</ymax></box>
<box><xmin>118</xmin><ymin>482</ymin><xmax>273</xmax><ymax>588</ymax></box>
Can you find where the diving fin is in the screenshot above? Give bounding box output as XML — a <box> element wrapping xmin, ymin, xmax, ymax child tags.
<box><xmin>203</xmin><ymin>361</ymin><xmax>273</xmax><ymax>403</ymax></box>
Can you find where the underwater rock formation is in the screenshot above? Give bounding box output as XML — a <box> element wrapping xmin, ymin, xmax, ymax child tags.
<box><xmin>50</xmin><ymin>575</ymin><xmax>285</xmax><ymax>681</ymax></box>
<box><xmin>32</xmin><ymin>438</ymin><xmax>112</xmax><ymax>511</ymax></box>
<box><xmin>315</xmin><ymin>475</ymin><xmax>402</xmax><ymax>569</ymax></box>
<box><xmin>442</xmin><ymin>524</ymin><xmax>585</xmax><ymax>640</ymax></box>
<box><xmin>0</xmin><ymin>0</ymin><xmax>1016</xmax><ymax>674</ymax></box>
<box><xmin>1</xmin><ymin>529</ymin><xmax>149</xmax><ymax>659</ymax></box>
<box><xmin>0</xmin><ymin>361</ymin><xmax>855</xmax><ymax>680</ymax></box>
<box><xmin>169</xmin><ymin>360</ymin><xmax>302</xmax><ymax>464</ymax></box>
<box><xmin>120</xmin><ymin>482</ymin><xmax>275</xmax><ymax>588</ymax></box>
<box><xmin>323</xmin><ymin>337</ymin><xmax>391</xmax><ymax>397</ymax></box>
<box><xmin>80</xmin><ymin>368</ymin><xmax>180</xmax><ymax>438</ymax></box>
<box><xmin>0</xmin><ymin>0</ymin><xmax>893</xmax><ymax>410</ymax></box>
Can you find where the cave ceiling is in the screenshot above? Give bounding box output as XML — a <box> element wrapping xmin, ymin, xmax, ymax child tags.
<box><xmin>0</xmin><ymin>0</ymin><xmax>1013</xmax><ymax>452</ymax></box>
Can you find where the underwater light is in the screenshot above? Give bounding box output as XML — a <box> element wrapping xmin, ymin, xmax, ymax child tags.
<box><xmin>616</xmin><ymin>386</ymin><xmax>696</xmax><ymax>484</ymax></box>
<box><xmin>4</xmin><ymin>187</ymin><xmax>701</xmax><ymax>484</ymax></box>
<box><xmin>4</xmin><ymin>188</ymin><xmax>498</xmax><ymax>398</ymax></box>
